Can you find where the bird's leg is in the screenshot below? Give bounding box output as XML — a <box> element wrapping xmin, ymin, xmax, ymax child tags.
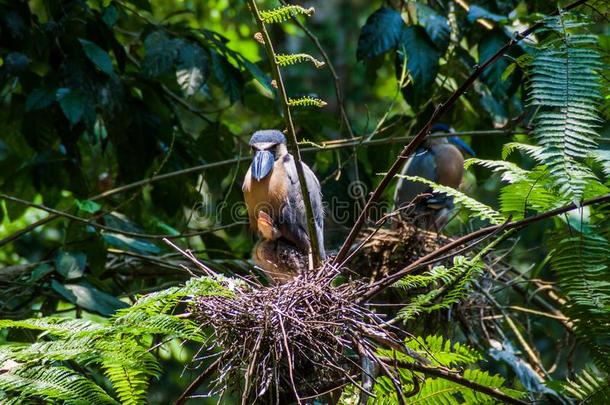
<box><xmin>257</xmin><ymin>211</ymin><xmax>281</xmax><ymax>241</ymax></box>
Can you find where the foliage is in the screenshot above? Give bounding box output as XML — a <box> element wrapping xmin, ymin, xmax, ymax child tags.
<box><xmin>374</xmin><ymin>335</ymin><xmax>523</xmax><ymax>404</ymax></box>
<box><xmin>0</xmin><ymin>276</ymin><xmax>230</xmax><ymax>403</ymax></box>
<box><xmin>529</xmin><ymin>13</ymin><xmax>603</xmax><ymax>201</ymax></box>
<box><xmin>0</xmin><ymin>0</ymin><xmax>608</xmax><ymax>403</ymax></box>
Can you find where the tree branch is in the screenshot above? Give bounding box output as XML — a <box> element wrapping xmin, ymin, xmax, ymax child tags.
<box><xmin>0</xmin><ymin>129</ymin><xmax>523</xmax><ymax>248</ymax></box>
<box><xmin>246</xmin><ymin>0</ymin><xmax>322</xmax><ymax>267</ymax></box>
<box><xmin>0</xmin><ymin>193</ymin><xmax>245</xmax><ymax>240</ymax></box>
<box><xmin>376</xmin><ymin>357</ymin><xmax>527</xmax><ymax>405</ymax></box>
<box><xmin>331</xmin><ymin>0</ymin><xmax>590</xmax><ymax>265</ymax></box>
<box><xmin>363</xmin><ymin>192</ymin><xmax>610</xmax><ymax>300</ymax></box>
<box><xmin>173</xmin><ymin>357</ymin><xmax>221</xmax><ymax>405</ymax></box>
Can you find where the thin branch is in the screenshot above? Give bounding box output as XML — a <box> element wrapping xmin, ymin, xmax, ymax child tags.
<box><xmin>362</xmin><ymin>192</ymin><xmax>610</xmax><ymax>300</ymax></box>
<box><xmin>376</xmin><ymin>357</ymin><xmax>527</xmax><ymax>405</ymax></box>
<box><xmin>246</xmin><ymin>0</ymin><xmax>322</xmax><ymax>267</ymax></box>
<box><xmin>0</xmin><ymin>193</ymin><xmax>245</xmax><ymax>240</ymax></box>
<box><xmin>0</xmin><ymin>129</ymin><xmax>526</xmax><ymax>248</ymax></box>
<box><xmin>173</xmin><ymin>357</ymin><xmax>222</xmax><ymax>405</ymax></box>
<box><xmin>331</xmin><ymin>0</ymin><xmax>590</xmax><ymax>265</ymax></box>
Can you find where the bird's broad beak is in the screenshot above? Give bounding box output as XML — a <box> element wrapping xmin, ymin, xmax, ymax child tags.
<box><xmin>251</xmin><ymin>150</ymin><xmax>274</xmax><ymax>181</ymax></box>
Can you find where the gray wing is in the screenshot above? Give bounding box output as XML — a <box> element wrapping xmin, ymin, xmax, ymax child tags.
<box><xmin>393</xmin><ymin>149</ymin><xmax>437</xmax><ymax>208</ymax></box>
<box><xmin>281</xmin><ymin>155</ymin><xmax>326</xmax><ymax>259</ymax></box>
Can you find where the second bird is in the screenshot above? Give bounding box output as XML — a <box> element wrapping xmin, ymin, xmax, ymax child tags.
<box><xmin>394</xmin><ymin>124</ymin><xmax>474</xmax><ymax>231</ymax></box>
<box><xmin>242</xmin><ymin>130</ymin><xmax>325</xmax><ymax>260</ymax></box>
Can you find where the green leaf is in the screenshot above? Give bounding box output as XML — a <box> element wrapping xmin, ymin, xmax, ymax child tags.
<box><xmin>55</xmin><ymin>251</ymin><xmax>87</xmax><ymax>280</ymax></box>
<box><xmin>123</xmin><ymin>0</ymin><xmax>151</xmax><ymax>12</ymax></box>
<box><xmin>25</xmin><ymin>88</ymin><xmax>56</xmax><ymax>111</ymax></box>
<box><xmin>143</xmin><ymin>31</ymin><xmax>178</xmax><ymax>77</ymax></box>
<box><xmin>210</xmin><ymin>50</ymin><xmax>243</xmax><ymax>104</ymax></box>
<box><xmin>468</xmin><ymin>5</ymin><xmax>508</xmax><ymax>24</ymax></box>
<box><xmin>76</xmin><ymin>199</ymin><xmax>101</xmax><ymax>214</ymax></box>
<box><xmin>479</xmin><ymin>30</ymin><xmax>520</xmax><ymax>100</ymax></box>
<box><xmin>397</xmin><ymin>26</ymin><xmax>440</xmax><ymax>105</ymax></box>
<box><xmin>356</xmin><ymin>7</ymin><xmax>404</xmax><ymax>61</ymax></box>
<box><xmin>79</xmin><ymin>39</ymin><xmax>113</xmax><ymax>75</ymax></box>
<box><xmin>176</xmin><ymin>42</ymin><xmax>209</xmax><ymax>97</ymax></box>
<box><xmin>102</xmin><ymin>4</ymin><xmax>119</xmax><ymax>28</ymax></box>
<box><xmin>101</xmin><ymin>233</ymin><xmax>161</xmax><ymax>255</ymax></box>
<box><xmin>52</xmin><ymin>280</ymin><xmax>128</xmax><ymax>316</ymax></box>
<box><xmin>55</xmin><ymin>88</ymin><xmax>86</xmax><ymax>125</ymax></box>
<box><xmin>416</xmin><ymin>4</ymin><xmax>450</xmax><ymax>53</ymax></box>
<box><xmin>30</xmin><ymin>263</ymin><xmax>54</xmax><ymax>282</ymax></box>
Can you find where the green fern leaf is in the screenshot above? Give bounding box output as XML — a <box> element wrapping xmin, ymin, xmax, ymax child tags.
<box><xmin>549</xmin><ymin>232</ymin><xmax>610</xmax><ymax>372</ymax></box>
<box><xmin>395</xmin><ymin>175</ymin><xmax>505</xmax><ymax>225</ymax></box>
<box><xmin>529</xmin><ymin>13</ymin><xmax>603</xmax><ymax>200</ymax></box>
<box><xmin>259</xmin><ymin>5</ymin><xmax>314</xmax><ymax>24</ymax></box>
<box><xmin>563</xmin><ymin>368</ymin><xmax>610</xmax><ymax>403</ymax></box>
<box><xmin>288</xmin><ymin>96</ymin><xmax>327</xmax><ymax>107</ymax></box>
<box><xmin>276</xmin><ymin>53</ymin><xmax>325</xmax><ymax>68</ymax></box>
<box><xmin>0</xmin><ymin>366</ymin><xmax>117</xmax><ymax>404</ymax></box>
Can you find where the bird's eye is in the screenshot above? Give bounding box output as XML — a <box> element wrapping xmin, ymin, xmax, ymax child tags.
<box><xmin>251</xmin><ymin>146</ymin><xmax>257</xmax><ymax>153</ymax></box>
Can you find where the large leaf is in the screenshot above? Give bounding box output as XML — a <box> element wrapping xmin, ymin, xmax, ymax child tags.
<box><xmin>55</xmin><ymin>251</ymin><xmax>87</xmax><ymax>280</ymax></box>
<box><xmin>51</xmin><ymin>280</ymin><xmax>128</xmax><ymax>316</ymax></box>
<box><xmin>356</xmin><ymin>7</ymin><xmax>404</xmax><ymax>61</ymax></box>
<box><xmin>25</xmin><ymin>88</ymin><xmax>56</xmax><ymax>111</ymax></box>
<box><xmin>396</xmin><ymin>26</ymin><xmax>440</xmax><ymax>106</ymax></box>
<box><xmin>479</xmin><ymin>30</ymin><xmax>520</xmax><ymax>100</ymax></box>
<box><xmin>416</xmin><ymin>4</ymin><xmax>450</xmax><ymax>53</ymax></box>
<box><xmin>142</xmin><ymin>31</ymin><xmax>179</xmax><ymax>77</ymax></box>
<box><xmin>176</xmin><ymin>42</ymin><xmax>209</xmax><ymax>97</ymax></box>
<box><xmin>55</xmin><ymin>88</ymin><xmax>87</xmax><ymax>125</ymax></box>
<box><xmin>210</xmin><ymin>50</ymin><xmax>243</xmax><ymax>104</ymax></box>
<box><xmin>79</xmin><ymin>39</ymin><xmax>114</xmax><ymax>75</ymax></box>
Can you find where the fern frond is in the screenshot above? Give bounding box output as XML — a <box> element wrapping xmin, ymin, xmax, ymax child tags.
<box><xmin>113</xmin><ymin>312</ymin><xmax>204</xmax><ymax>342</ymax></box>
<box><xmin>288</xmin><ymin>96</ymin><xmax>327</xmax><ymax>107</ymax></box>
<box><xmin>563</xmin><ymin>368</ymin><xmax>610</xmax><ymax>403</ymax></box>
<box><xmin>397</xmin><ymin>256</ymin><xmax>485</xmax><ymax>321</ymax></box>
<box><xmin>550</xmin><ymin>231</ymin><xmax>610</xmax><ymax>372</ymax></box>
<box><xmin>97</xmin><ymin>339</ymin><xmax>161</xmax><ymax>405</ymax></box>
<box><xmin>394</xmin><ymin>265</ymin><xmax>453</xmax><ymax>291</ymax></box>
<box><xmin>0</xmin><ymin>366</ymin><xmax>117</xmax><ymax>404</ymax></box>
<box><xmin>529</xmin><ymin>13</ymin><xmax>603</xmax><ymax>200</ymax></box>
<box><xmin>375</xmin><ymin>336</ymin><xmax>524</xmax><ymax>403</ymax></box>
<box><xmin>259</xmin><ymin>5</ymin><xmax>314</xmax><ymax>24</ymax></box>
<box><xmin>395</xmin><ymin>175</ymin><xmax>505</xmax><ymax>224</ymax></box>
<box><xmin>502</xmin><ymin>141</ymin><xmax>544</xmax><ymax>160</ymax></box>
<box><xmin>275</xmin><ymin>53</ymin><xmax>325</xmax><ymax>68</ymax></box>
<box><xmin>0</xmin><ymin>317</ymin><xmax>102</xmax><ymax>337</ymax></box>
<box><xmin>465</xmin><ymin>158</ymin><xmax>530</xmax><ymax>183</ymax></box>
<box><xmin>405</xmin><ymin>335</ymin><xmax>481</xmax><ymax>367</ymax></box>
<box><xmin>588</xmin><ymin>150</ymin><xmax>610</xmax><ymax>178</ymax></box>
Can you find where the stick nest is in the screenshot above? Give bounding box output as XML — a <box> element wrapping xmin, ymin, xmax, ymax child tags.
<box><xmin>353</xmin><ymin>219</ymin><xmax>448</xmax><ymax>278</ymax></box>
<box><xmin>189</xmin><ymin>268</ymin><xmax>387</xmax><ymax>402</ymax></box>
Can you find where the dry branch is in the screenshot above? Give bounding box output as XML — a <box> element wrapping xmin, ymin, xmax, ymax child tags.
<box><xmin>332</xmin><ymin>0</ymin><xmax>591</xmax><ymax>265</ymax></box>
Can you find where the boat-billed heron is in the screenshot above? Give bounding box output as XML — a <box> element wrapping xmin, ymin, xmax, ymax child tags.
<box><xmin>393</xmin><ymin>124</ymin><xmax>474</xmax><ymax>230</ymax></box>
<box><xmin>242</xmin><ymin>130</ymin><xmax>325</xmax><ymax>263</ymax></box>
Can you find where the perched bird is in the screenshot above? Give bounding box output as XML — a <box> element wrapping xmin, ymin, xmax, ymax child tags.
<box><xmin>243</xmin><ymin>130</ymin><xmax>325</xmax><ymax>265</ymax></box>
<box><xmin>393</xmin><ymin>124</ymin><xmax>475</xmax><ymax>230</ymax></box>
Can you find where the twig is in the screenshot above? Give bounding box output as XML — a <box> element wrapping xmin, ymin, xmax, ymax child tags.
<box><xmin>0</xmin><ymin>129</ymin><xmax>517</xmax><ymax>248</ymax></box>
<box><xmin>0</xmin><ymin>193</ymin><xmax>245</xmax><ymax>240</ymax></box>
<box><xmin>246</xmin><ymin>0</ymin><xmax>322</xmax><ymax>267</ymax></box>
<box><xmin>173</xmin><ymin>357</ymin><xmax>222</xmax><ymax>405</ymax></box>
<box><xmin>331</xmin><ymin>0</ymin><xmax>590</xmax><ymax>266</ymax></box>
<box><xmin>376</xmin><ymin>357</ymin><xmax>527</xmax><ymax>405</ymax></box>
<box><xmin>363</xmin><ymin>192</ymin><xmax>610</xmax><ymax>300</ymax></box>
